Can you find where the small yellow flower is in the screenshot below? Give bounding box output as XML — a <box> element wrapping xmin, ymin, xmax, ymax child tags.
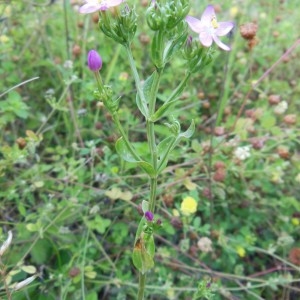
<box><xmin>236</xmin><ymin>246</ymin><xmax>246</xmax><ymax>258</ymax></box>
<box><xmin>172</xmin><ymin>209</ymin><xmax>180</xmax><ymax>217</ymax></box>
<box><xmin>180</xmin><ymin>196</ymin><xmax>197</xmax><ymax>216</ymax></box>
<box><xmin>230</xmin><ymin>6</ymin><xmax>239</xmax><ymax>18</ymax></box>
<box><xmin>291</xmin><ymin>218</ymin><xmax>299</xmax><ymax>226</ymax></box>
<box><xmin>0</xmin><ymin>35</ymin><xmax>9</xmax><ymax>43</ymax></box>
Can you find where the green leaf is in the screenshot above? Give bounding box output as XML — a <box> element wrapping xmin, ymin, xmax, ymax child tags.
<box><xmin>132</xmin><ymin>233</ymin><xmax>155</xmax><ymax>274</ymax></box>
<box><xmin>150</xmin><ymin>99</ymin><xmax>177</xmax><ymax>122</ymax></box>
<box><xmin>116</xmin><ymin>137</ymin><xmax>156</xmax><ymax>177</ymax></box>
<box><xmin>179</xmin><ymin>119</ymin><xmax>195</xmax><ymax>139</ymax></box>
<box><xmin>260</xmin><ymin>112</ymin><xmax>276</xmax><ymax>130</ymax></box>
<box><xmin>115</xmin><ymin>137</ymin><xmax>138</xmax><ymax>163</ymax></box>
<box><xmin>31</xmin><ymin>239</ymin><xmax>52</xmax><ymax>264</ymax></box>
<box><xmin>136</xmin><ymin>93</ymin><xmax>149</xmax><ymax>118</ymax></box>
<box><xmin>158</xmin><ymin>136</ymin><xmax>175</xmax><ymax>160</ymax></box>
<box><xmin>137</xmin><ymin>161</ymin><xmax>156</xmax><ymax>178</ymax></box>
<box><xmin>142</xmin><ymin>200</ymin><xmax>149</xmax><ymax>214</ymax></box>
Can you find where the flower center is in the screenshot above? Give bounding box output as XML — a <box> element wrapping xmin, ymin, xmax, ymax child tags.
<box><xmin>211</xmin><ymin>16</ymin><xmax>219</xmax><ymax>29</ymax></box>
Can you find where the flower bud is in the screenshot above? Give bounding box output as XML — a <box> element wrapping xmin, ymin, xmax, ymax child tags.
<box><xmin>87</xmin><ymin>50</ymin><xmax>102</xmax><ymax>72</ymax></box>
<box><xmin>0</xmin><ymin>230</ymin><xmax>13</xmax><ymax>257</ymax></box>
<box><xmin>145</xmin><ymin>211</ymin><xmax>154</xmax><ymax>222</ymax></box>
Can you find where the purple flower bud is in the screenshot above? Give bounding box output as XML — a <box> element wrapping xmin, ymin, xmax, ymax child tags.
<box><xmin>145</xmin><ymin>211</ymin><xmax>154</xmax><ymax>222</ymax></box>
<box><xmin>156</xmin><ymin>219</ymin><xmax>162</xmax><ymax>226</ymax></box>
<box><xmin>87</xmin><ymin>50</ymin><xmax>102</xmax><ymax>72</ymax></box>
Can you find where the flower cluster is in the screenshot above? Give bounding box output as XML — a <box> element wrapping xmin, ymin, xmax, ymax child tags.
<box><xmin>80</xmin><ymin>2</ymin><xmax>234</xmax><ymax>51</ymax></box>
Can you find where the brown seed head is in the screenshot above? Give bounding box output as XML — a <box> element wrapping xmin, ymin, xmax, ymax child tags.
<box><xmin>16</xmin><ymin>137</ymin><xmax>27</xmax><ymax>150</ymax></box>
<box><xmin>268</xmin><ymin>94</ymin><xmax>281</xmax><ymax>105</ymax></box>
<box><xmin>240</xmin><ymin>23</ymin><xmax>258</xmax><ymax>40</ymax></box>
<box><xmin>213</xmin><ymin>169</ymin><xmax>226</xmax><ymax>182</ymax></box>
<box><xmin>283</xmin><ymin>114</ymin><xmax>296</xmax><ymax>125</ymax></box>
<box><xmin>72</xmin><ymin>44</ymin><xmax>81</xmax><ymax>57</ymax></box>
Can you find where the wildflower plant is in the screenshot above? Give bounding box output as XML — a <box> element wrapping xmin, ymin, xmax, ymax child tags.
<box><xmin>80</xmin><ymin>1</ymin><xmax>234</xmax><ymax>299</ymax></box>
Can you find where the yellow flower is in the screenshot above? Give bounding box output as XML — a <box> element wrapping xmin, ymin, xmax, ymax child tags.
<box><xmin>172</xmin><ymin>209</ymin><xmax>180</xmax><ymax>217</ymax></box>
<box><xmin>0</xmin><ymin>35</ymin><xmax>9</xmax><ymax>43</ymax></box>
<box><xmin>230</xmin><ymin>6</ymin><xmax>239</xmax><ymax>18</ymax></box>
<box><xmin>236</xmin><ymin>246</ymin><xmax>246</xmax><ymax>258</ymax></box>
<box><xmin>291</xmin><ymin>218</ymin><xmax>299</xmax><ymax>226</ymax></box>
<box><xmin>180</xmin><ymin>196</ymin><xmax>197</xmax><ymax>216</ymax></box>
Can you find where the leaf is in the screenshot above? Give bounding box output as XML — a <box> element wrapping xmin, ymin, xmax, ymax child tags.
<box><xmin>179</xmin><ymin>120</ymin><xmax>195</xmax><ymax>139</ymax></box>
<box><xmin>137</xmin><ymin>161</ymin><xmax>156</xmax><ymax>178</ymax></box>
<box><xmin>142</xmin><ymin>200</ymin><xmax>149</xmax><ymax>214</ymax></box>
<box><xmin>136</xmin><ymin>93</ymin><xmax>149</xmax><ymax>118</ymax></box>
<box><xmin>150</xmin><ymin>99</ymin><xmax>177</xmax><ymax>122</ymax></box>
<box><xmin>115</xmin><ymin>137</ymin><xmax>156</xmax><ymax>177</ymax></box>
<box><xmin>259</xmin><ymin>112</ymin><xmax>276</xmax><ymax>130</ymax></box>
<box><xmin>234</xmin><ymin>118</ymin><xmax>253</xmax><ymax>140</ymax></box>
<box><xmin>21</xmin><ymin>265</ymin><xmax>37</xmax><ymax>274</ymax></box>
<box><xmin>115</xmin><ymin>137</ymin><xmax>137</xmax><ymax>163</ymax></box>
<box><xmin>184</xmin><ymin>177</ymin><xmax>197</xmax><ymax>190</ymax></box>
<box><xmin>31</xmin><ymin>239</ymin><xmax>52</xmax><ymax>264</ymax></box>
<box><xmin>132</xmin><ymin>234</ymin><xmax>155</xmax><ymax>274</ymax></box>
<box><xmin>105</xmin><ymin>187</ymin><xmax>122</xmax><ymax>200</ymax></box>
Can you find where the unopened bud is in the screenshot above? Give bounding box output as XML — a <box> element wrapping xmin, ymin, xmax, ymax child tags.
<box><xmin>13</xmin><ymin>275</ymin><xmax>37</xmax><ymax>291</ymax></box>
<box><xmin>0</xmin><ymin>230</ymin><xmax>13</xmax><ymax>256</ymax></box>
<box><xmin>87</xmin><ymin>50</ymin><xmax>102</xmax><ymax>72</ymax></box>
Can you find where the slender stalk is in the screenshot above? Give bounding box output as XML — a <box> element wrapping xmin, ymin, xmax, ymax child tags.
<box><xmin>137</xmin><ymin>273</ymin><xmax>146</xmax><ymax>300</ymax></box>
<box><xmin>112</xmin><ymin>113</ymin><xmax>141</xmax><ymax>161</ymax></box>
<box><xmin>124</xmin><ymin>44</ymin><xmax>148</xmax><ymax>115</ymax></box>
<box><xmin>164</xmin><ymin>71</ymin><xmax>191</xmax><ymax>104</ymax></box>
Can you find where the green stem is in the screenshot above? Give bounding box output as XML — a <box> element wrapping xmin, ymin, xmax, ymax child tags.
<box><xmin>165</xmin><ymin>71</ymin><xmax>191</xmax><ymax>104</ymax></box>
<box><xmin>125</xmin><ymin>44</ymin><xmax>148</xmax><ymax>116</ymax></box>
<box><xmin>137</xmin><ymin>273</ymin><xmax>146</xmax><ymax>300</ymax></box>
<box><xmin>112</xmin><ymin>113</ymin><xmax>141</xmax><ymax>162</ymax></box>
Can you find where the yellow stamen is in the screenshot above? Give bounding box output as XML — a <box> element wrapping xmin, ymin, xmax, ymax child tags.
<box><xmin>211</xmin><ymin>17</ymin><xmax>219</xmax><ymax>29</ymax></box>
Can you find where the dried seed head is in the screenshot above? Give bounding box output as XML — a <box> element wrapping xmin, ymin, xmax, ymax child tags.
<box><xmin>268</xmin><ymin>94</ymin><xmax>280</xmax><ymax>105</ymax></box>
<box><xmin>214</xmin><ymin>161</ymin><xmax>226</xmax><ymax>170</ymax></box>
<box><xmin>240</xmin><ymin>23</ymin><xmax>258</xmax><ymax>40</ymax></box>
<box><xmin>277</xmin><ymin>146</ymin><xmax>289</xmax><ymax>159</ymax></box>
<box><xmin>283</xmin><ymin>114</ymin><xmax>297</xmax><ymax>125</ymax></box>
<box><xmin>16</xmin><ymin>137</ymin><xmax>27</xmax><ymax>150</ymax></box>
<box><xmin>72</xmin><ymin>44</ymin><xmax>81</xmax><ymax>57</ymax></box>
<box><xmin>213</xmin><ymin>168</ymin><xmax>226</xmax><ymax>182</ymax></box>
<box><xmin>139</xmin><ymin>33</ymin><xmax>150</xmax><ymax>45</ymax></box>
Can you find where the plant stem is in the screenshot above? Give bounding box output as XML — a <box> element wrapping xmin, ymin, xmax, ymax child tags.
<box><xmin>137</xmin><ymin>273</ymin><xmax>146</xmax><ymax>300</ymax></box>
<box><xmin>124</xmin><ymin>44</ymin><xmax>148</xmax><ymax>116</ymax></box>
<box><xmin>112</xmin><ymin>113</ymin><xmax>141</xmax><ymax>161</ymax></box>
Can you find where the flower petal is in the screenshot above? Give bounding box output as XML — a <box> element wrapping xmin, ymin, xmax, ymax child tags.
<box><xmin>199</xmin><ymin>29</ymin><xmax>213</xmax><ymax>47</ymax></box>
<box><xmin>186</xmin><ymin>15</ymin><xmax>202</xmax><ymax>33</ymax></box>
<box><xmin>201</xmin><ymin>5</ymin><xmax>215</xmax><ymax>25</ymax></box>
<box><xmin>79</xmin><ymin>2</ymin><xmax>102</xmax><ymax>14</ymax></box>
<box><xmin>215</xmin><ymin>21</ymin><xmax>235</xmax><ymax>36</ymax></box>
<box><xmin>106</xmin><ymin>0</ymin><xmax>124</xmax><ymax>7</ymax></box>
<box><xmin>212</xmin><ymin>34</ymin><xmax>231</xmax><ymax>51</ymax></box>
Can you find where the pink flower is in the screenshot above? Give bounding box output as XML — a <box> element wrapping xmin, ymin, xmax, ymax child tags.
<box><xmin>79</xmin><ymin>0</ymin><xmax>124</xmax><ymax>14</ymax></box>
<box><xmin>186</xmin><ymin>5</ymin><xmax>234</xmax><ymax>51</ymax></box>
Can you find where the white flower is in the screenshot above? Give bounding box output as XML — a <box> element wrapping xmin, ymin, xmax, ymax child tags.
<box><xmin>274</xmin><ymin>101</ymin><xmax>288</xmax><ymax>115</ymax></box>
<box><xmin>234</xmin><ymin>145</ymin><xmax>251</xmax><ymax>160</ymax></box>
<box><xmin>63</xmin><ymin>60</ymin><xmax>73</xmax><ymax>69</ymax></box>
<box><xmin>197</xmin><ymin>237</ymin><xmax>213</xmax><ymax>253</ymax></box>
